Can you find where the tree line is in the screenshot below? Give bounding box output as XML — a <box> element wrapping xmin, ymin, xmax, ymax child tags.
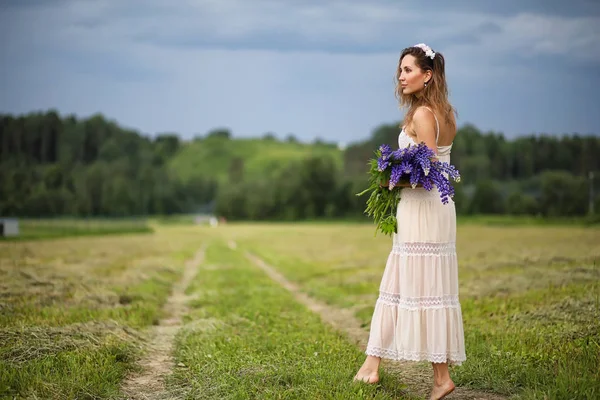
<box><xmin>1</xmin><ymin>110</ymin><xmax>598</xmax><ymax>220</ymax></box>
<box><xmin>0</xmin><ymin>111</ymin><xmax>217</xmax><ymax>217</ymax></box>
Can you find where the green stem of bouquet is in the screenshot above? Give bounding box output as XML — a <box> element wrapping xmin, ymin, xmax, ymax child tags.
<box><xmin>358</xmin><ymin>184</ymin><xmax>400</xmax><ymax>237</ymax></box>
<box><xmin>356</xmin><ymin>154</ymin><xmax>401</xmax><ymax>237</ymax></box>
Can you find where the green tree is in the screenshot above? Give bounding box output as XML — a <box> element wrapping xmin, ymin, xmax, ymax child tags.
<box><xmin>539</xmin><ymin>171</ymin><xmax>588</xmax><ymax>216</ymax></box>
<box><xmin>469</xmin><ymin>180</ymin><xmax>505</xmax><ymax>214</ymax></box>
<box><xmin>506</xmin><ymin>191</ymin><xmax>539</xmax><ymax>215</ymax></box>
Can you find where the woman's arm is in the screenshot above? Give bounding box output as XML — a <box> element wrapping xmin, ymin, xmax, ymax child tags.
<box><xmin>413</xmin><ymin>107</ymin><xmax>439</xmax><ymax>160</ymax></box>
<box><xmin>382</xmin><ymin>109</ymin><xmax>437</xmax><ymax>189</ymax></box>
<box><xmin>380</xmin><ymin>110</ymin><xmax>438</xmax><ymax>189</ymax></box>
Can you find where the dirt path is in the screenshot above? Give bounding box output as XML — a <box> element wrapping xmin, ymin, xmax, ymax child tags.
<box><xmin>242</xmin><ymin>247</ymin><xmax>507</xmax><ymax>400</ymax></box>
<box><xmin>120</xmin><ymin>248</ymin><xmax>205</xmax><ymax>400</ymax></box>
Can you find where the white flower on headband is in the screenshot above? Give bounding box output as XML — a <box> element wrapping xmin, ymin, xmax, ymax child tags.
<box><xmin>414</xmin><ymin>43</ymin><xmax>435</xmax><ymax>59</ymax></box>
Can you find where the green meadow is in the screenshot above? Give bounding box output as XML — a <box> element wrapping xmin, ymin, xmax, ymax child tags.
<box><xmin>1</xmin><ymin>221</ymin><xmax>598</xmax><ymax>399</ymax></box>
<box><xmin>0</xmin><ymin>218</ymin><xmax>152</xmax><ymax>241</ymax></box>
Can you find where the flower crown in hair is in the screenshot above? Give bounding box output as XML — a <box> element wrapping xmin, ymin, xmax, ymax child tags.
<box><xmin>414</xmin><ymin>43</ymin><xmax>435</xmax><ymax>59</ymax></box>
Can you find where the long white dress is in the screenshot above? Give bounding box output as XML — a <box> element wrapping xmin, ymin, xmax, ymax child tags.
<box><xmin>365</xmin><ymin>109</ymin><xmax>466</xmax><ymax>366</ymax></box>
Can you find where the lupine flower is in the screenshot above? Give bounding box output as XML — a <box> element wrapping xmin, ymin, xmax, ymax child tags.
<box><xmin>389</xmin><ymin>164</ymin><xmax>403</xmax><ymax>189</ymax></box>
<box><xmin>377</xmin><ymin>158</ymin><xmax>390</xmax><ymax>172</ymax></box>
<box><xmin>357</xmin><ymin>141</ymin><xmax>462</xmax><ymax>236</ymax></box>
<box><xmin>379</xmin><ymin>144</ymin><xmax>392</xmax><ymax>159</ymax></box>
<box><xmin>377</xmin><ymin>144</ymin><xmax>393</xmax><ymax>171</ymax></box>
<box><xmin>399</xmin><ymin>160</ymin><xmax>412</xmax><ymax>174</ymax></box>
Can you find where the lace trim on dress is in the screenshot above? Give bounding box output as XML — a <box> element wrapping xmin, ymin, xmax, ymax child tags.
<box><xmin>366</xmin><ymin>346</ymin><xmax>465</xmax><ymax>365</ymax></box>
<box><xmin>391</xmin><ymin>242</ymin><xmax>456</xmax><ymax>256</ymax></box>
<box><xmin>377</xmin><ymin>292</ymin><xmax>460</xmax><ymax>310</ymax></box>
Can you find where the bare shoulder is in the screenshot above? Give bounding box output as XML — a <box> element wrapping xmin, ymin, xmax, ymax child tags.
<box><xmin>412</xmin><ymin>106</ymin><xmax>437</xmax><ymax>144</ymax></box>
<box><xmin>412</xmin><ymin>106</ymin><xmax>437</xmax><ymax>133</ymax></box>
<box><xmin>413</xmin><ymin>106</ymin><xmax>436</xmax><ymax>125</ymax></box>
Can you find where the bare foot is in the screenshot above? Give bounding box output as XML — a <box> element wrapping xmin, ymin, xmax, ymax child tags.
<box><xmin>429</xmin><ymin>379</ymin><xmax>455</xmax><ymax>400</ymax></box>
<box><xmin>353</xmin><ymin>356</ymin><xmax>380</xmax><ymax>384</ymax></box>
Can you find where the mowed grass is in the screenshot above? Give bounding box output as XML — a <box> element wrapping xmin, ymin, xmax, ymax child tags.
<box><xmin>0</xmin><ymin>226</ymin><xmax>204</xmax><ymax>399</ymax></box>
<box><xmin>2</xmin><ymin>221</ymin><xmax>598</xmax><ymax>399</ymax></box>
<box><xmin>1</xmin><ymin>217</ymin><xmax>152</xmax><ymax>241</ymax></box>
<box><xmin>169</xmin><ymin>240</ymin><xmax>418</xmax><ymax>400</ymax></box>
<box><xmin>213</xmin><ymin>222</ymin><xmax>600</xmax><ymax>400</ymax></box>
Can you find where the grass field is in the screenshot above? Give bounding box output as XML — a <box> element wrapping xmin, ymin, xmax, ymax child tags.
<box><xmin>222</xmin><ymin>223</ymin><xmax>600</xmax><ymax>399</ymax></box>
<box><xmin>0</xmin><ymin>218</ymin><xmax>152</xmax><ymax>241</ymax></box>
<box><xmin>1</xmin><ymin>221</ymin><xmax>598</xmax><ymax>399</ymax></box>
<box><xmin>0</xmin><ymin>226</ymin><xmax>202</xmax><ymax>398</ymax></box>
<box><xmin>168</xmin><ymin>240</ymin><xmax>413</xmax><ymax>399</ymax></box>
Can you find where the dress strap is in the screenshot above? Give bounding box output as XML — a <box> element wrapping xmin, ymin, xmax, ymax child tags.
<box><xmin>423</xmin><ymin>106</ymin><xmax>440</xmax><ymax>144</ymax></box>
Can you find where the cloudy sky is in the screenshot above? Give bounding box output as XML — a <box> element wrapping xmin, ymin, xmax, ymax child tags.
<box><xmin>1</xmin><ymin>0</ymin><xmax>599</xmax><ymax>144</ymax></box>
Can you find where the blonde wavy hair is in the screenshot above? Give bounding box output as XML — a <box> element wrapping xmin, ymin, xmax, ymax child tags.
<box><xmin>395</xmin><ymin>45</ymin><xmax>457</xmax><ymax>132</ymax></box>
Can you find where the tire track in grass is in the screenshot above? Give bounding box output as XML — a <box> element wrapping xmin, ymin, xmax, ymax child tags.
<box><xmin>176</xmin><ymin>240</ymin><xmax>405</xmax><ymax>399</ymax></box>
<box><xmin>120</xmin><ymin>247</ymin><xmax>205</xmax><ymax>400</ymax></box>
<box><xmin>243</xmin><ymin>251</ymin><xmax>368</xmax><ymax>349</ymax></box>
<box><xmin>238</xmin><ymin>242</ymin><xmax>507</xmax><ymax>400</ymax></box>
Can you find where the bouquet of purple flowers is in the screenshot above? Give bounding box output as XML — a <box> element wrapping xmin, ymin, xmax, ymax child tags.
<box><xmin>357</xmin><ymin>142</ymin><xmax>461</xmax><ymax>236</ymax></box>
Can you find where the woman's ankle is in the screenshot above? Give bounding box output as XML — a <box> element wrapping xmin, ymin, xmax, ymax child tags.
<box><xmin>364</xmin><ymin>355</ymin><xmax>381</xmax><ymax>368</ymax></box>
<box><xmin>434</xmin><ymin>377</ymin><xmax>453</xmax><ymax>387</ymax></box>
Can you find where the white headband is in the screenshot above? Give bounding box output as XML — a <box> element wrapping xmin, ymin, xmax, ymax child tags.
<box><xmin>414</xmin><ymin>43</ymin><xmax>435</xmax><ymax>60</ymax></box>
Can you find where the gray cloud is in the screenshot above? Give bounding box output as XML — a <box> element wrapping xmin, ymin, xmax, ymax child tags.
<box><xmin>0</xmin><ymin>0</ymin><xmax>69</xmax><ymax>10</ymax></box>
<box><xmin>432</xmin><ymin>22</ymin><xmax>503</xmax><ymax>47</ymax></box>
<box><xmin>476</xmin><ymin>21</ymin><xmax>503</xmax><ymax>35</ymax></box>
<box><xmin>3</xmin><ymin>0</ymin><xmax>598</xmax><ymax>63</ymax></box>
<box><xmin>401</xmin><ymin>0</ymin><xmax>600</xmax><ymax>18</ymax></box>
<box><xmin>1</xmin><ymin>0</ymin><xmax>599</xmax><ymax>140</ymax></box>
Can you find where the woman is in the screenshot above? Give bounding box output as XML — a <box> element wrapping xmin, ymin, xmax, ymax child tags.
<box><xmin>354</xmin><ymin>43</ymin><xmax>466</xmax><ymax>400</ymax></box>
